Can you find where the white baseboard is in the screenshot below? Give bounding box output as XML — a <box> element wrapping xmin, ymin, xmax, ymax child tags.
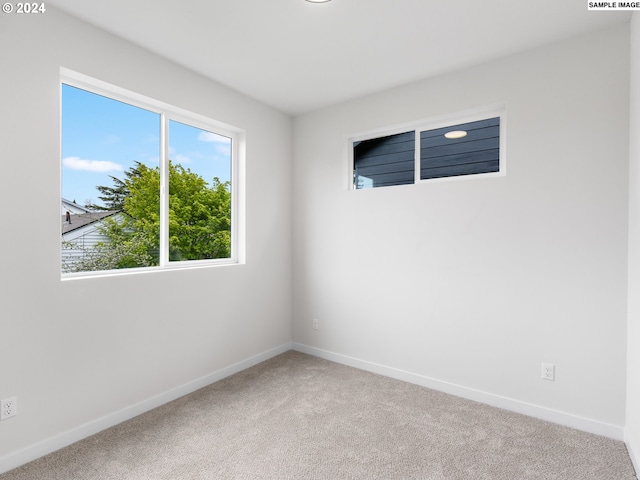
<box><xmin>292</xmin><ymin>342</ymin><xmax>625</xmax><ymax>441</ymax></box>
<box><xmin>0</xmin><ymin>342</ymin><xmax>292</xmax><ymax>475</ymax></box>
<box><xmin>2</xmin><ymin>341</ymin><xmax>628</xmax><ymax>476</ymax></box>
<box><xmin>625</xmin><ymin>431</ymin><xmax>640</xmax><ymax>477</ymax></box>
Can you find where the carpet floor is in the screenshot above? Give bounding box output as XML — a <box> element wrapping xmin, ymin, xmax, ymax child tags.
<box><xmin>1</xmin><ymin>351</ymin><xmax>637</xmax><ymax>479</ymax></box>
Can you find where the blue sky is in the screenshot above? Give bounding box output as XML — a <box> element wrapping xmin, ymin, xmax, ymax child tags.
<box><xmin>61</xmin><ymin>84</ymin><xmax>231</xmax><ymax>207</ymax></box>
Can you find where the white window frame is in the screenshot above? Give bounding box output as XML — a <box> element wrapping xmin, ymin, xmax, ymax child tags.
<box><xmin>348</xmin><ymin>103</ymin><xmax>506</xmax><ymax>190</ymax></box>
<box><xmin>60</xmin><ymin>68</ymin><xmax>245</xmax><ymax>280</ymax></box>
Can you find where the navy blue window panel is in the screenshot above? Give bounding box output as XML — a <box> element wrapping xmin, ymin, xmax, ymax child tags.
<box><xmin>353</xmin><ymin>131</ymin><xmax>415</xmax><ymax>189</ymax></box>
<box><xmin>420</xmin><ymin>117</ymin><xmax>500</xmax><ymax>180</ymax></box>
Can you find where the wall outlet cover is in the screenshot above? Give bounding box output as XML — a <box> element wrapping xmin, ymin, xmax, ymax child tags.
<box><xmin>1</xmin><ymin>397</ymin><xmax>17</xmax><ymax>420</ymax></box>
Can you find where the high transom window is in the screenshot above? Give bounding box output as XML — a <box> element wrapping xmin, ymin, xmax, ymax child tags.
<box><xmin>351</xmin><ymin>105</ymin><xmax>505</xmax><ymax>189</ymax></box>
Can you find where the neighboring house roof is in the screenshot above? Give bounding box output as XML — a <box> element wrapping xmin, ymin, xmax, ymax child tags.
<box><xmin>62</xmin><ymin>198</ymin><xmax>93</xmax><ymax>215</ymax></box>
<box><xmin>62</xmin><ymin>211</ymin><xmax>119</xmax><ymax>235</ymax></box>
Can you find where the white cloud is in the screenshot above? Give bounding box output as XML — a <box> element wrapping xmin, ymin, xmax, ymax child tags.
<box><xmin>174</xmin><ymin>153</ymin><xmax>191</xmax><ymax>164</ymax></box>
<box><xmin>62</xmin><ymin>157</ymin><xmax>124</xmax><ymax>173</ymax></box>
<box><xmin>198</xmin><ymin>131</ymin><xmax>230</xmax><ymax>145</ymax></box>
<box><xmin>197</xmin><ymin>131</ymin><xmax>232</xmax><ymax>158</ymax></box>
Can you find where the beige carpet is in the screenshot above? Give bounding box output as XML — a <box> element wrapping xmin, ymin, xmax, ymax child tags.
<box><xmin>1</xmin><ymin>351</ymin><xmax>636</xmax><ymax>479</ymax></box>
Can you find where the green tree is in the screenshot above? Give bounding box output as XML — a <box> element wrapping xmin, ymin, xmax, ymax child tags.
<box><xmin>86</xmin><ymin>163</ymin><xmax>144</xmax><ymax>211</ymax></box>
<box><xmin>123</xmin><ymin>161</ymin><xmax>231</xmax><ymax>261</ymax></box>
<box><xmin>167</xmin><ymin>163</ymin><xmax>231</xmax><ymax>260</ymax></box>
<box><xmin>122</xmin><ymin>162</ymin><xmax>161</xmax><ymax>259</ymax></box>
<box><xmin>65</xmin><ymin>161</ymin><xmax>231</xmax><ymax>273</ymax></box>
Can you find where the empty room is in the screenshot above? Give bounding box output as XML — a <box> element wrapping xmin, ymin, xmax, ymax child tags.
<box><xmin>1</xmin><ymin>0</ymin><xmax>639</xmax><ymax>478</ymax></box>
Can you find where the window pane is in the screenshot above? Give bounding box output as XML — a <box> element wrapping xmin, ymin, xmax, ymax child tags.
<box><xmin>420</xmin><ymin>117</ymin><xmax>500</xmax><ymax>180</ymax></box>
<box><xmin>61</xmin><ymin>84</ymin><xmax>160</xmax><ymax>273</ymax></box>
<box><xmin>353</xmin><ymin>131</ymin><xmax>415</xmax><ymax>189</ymax></box>
<box><xmin>168</xmin><ymin>120</ymin><xmax>232</xmax><ymax>261</ymax></box>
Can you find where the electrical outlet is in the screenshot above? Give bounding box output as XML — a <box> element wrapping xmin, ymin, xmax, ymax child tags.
<box><xmin>312</xmin><ymin>318</ymin><xmax>319</xmax><ymax>330</ymax></box>
<box><xmin>541</xmin><ymin>363</ymin><xmax>555</xmax><ymax>381</ymax></box>
<box><xmin>1</xmin><ymin>397</ymin><xmax>17</xmax><ymax>420</ymax></box>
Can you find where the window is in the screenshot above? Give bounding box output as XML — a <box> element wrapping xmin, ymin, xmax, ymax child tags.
<box><xmin>419</xmin><ymin>117</ymin><xmax>500</xmax><ymax>180</ymax></box>
<box><xmin>353</xmin><ymin>131</ymin><xmax>415</xmax><ymax>189</ymax></box>
<box><xmin>351</xmin><ymin>105</ymin><xmax>505</xmax><ymax>189</ymax></box>
<box><xmin>61</xmin><ymin>69</ymin><xmax>243</xmax><ymax>277</ymax></box>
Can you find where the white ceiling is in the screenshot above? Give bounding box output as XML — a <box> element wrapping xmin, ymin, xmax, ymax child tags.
<box><xmin>47</xmin><ymin>0</ymin><xmax>631</xmax><ymax>115</ymax></box>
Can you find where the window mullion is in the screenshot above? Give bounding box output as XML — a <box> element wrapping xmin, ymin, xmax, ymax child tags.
<box><xmin>159</xmin><ymin>113</ymin><xmax>169</xmax><ymax>266</ymax></box>
<box><xmin>414</xmin><ymin>130</ymin><xmax>420</xmax><ymax>184</ymax></box>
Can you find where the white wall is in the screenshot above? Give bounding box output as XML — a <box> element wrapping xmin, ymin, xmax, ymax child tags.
<box><xmin>0</xmin><ymin>7</ymin><xmax>292</xmax><ymax>469</ymax></box>
<box><xmin>626</xmin><ymin>12</ymin><xmax>640</xmax><ymax>473</ymax></box>
<box><xmin>0</xmin><ymin>5</ymin><xmax>635</xmax><ymax>474</ymax></box>
<box><xmin>293</xmin><ymin>25</ymin><xmax>630</xmax><ymax>437</ymax></box>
